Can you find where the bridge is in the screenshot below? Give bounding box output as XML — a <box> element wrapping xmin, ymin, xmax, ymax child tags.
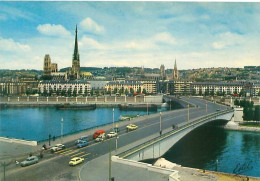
<box><xmin>2</xmin><ymin>96</ymin><xmax>241</xmax><ymax>181</ymax></box>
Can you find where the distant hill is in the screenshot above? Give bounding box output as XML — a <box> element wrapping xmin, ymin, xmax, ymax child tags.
<box><xmin>59</xmin><ymin>67</ymin><xmax>103</xmax><ymax>72</ymax></box>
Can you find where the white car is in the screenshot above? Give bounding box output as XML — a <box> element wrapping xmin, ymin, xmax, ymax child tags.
<box><xmin>95</xmin><ymin>134</ymin><xmax>105</xmax><ymax>142</ymax></box>
<box><xmin>106</xmin><ymin>132</ymin><xmax>117</xmax><ymax>138</ymax></box>
<box><xmin>50</xmin><ymin>144</ymin><xmax>65</xmax><ymax>153</ymax></box>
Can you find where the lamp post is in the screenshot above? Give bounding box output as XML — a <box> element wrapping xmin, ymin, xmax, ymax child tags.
<box><xmin>160</xmin><ymin>112</ymin><xmax>162</xmax><ymax>136</ymax></box>
<box><xmin>206</xmin><ymin>101</ymin><xmax>207</xmax><ymax>113</ymax></box>
<box><xmin>108</xmin><ymin>139</ymin><xmax>112</xmax><ymax>181</ymax></box>
<box><xmin>187</xmin><ymin>104</ymin><xmax>189</xmax><ymax>121</ymax></box>
<box><xmin>112</xmin><ymin>108</ymin><xmax>115</xmax><ymax>130</ymax></box>
<box><xmin>61</xmin><ymin>117</ymin><xmax>63</xmax><ymax>144</ymax></box>
<box><xmin>147</xmin><ymin>102</ymin><xmax>149</xmax><ymax>115</ymax></box>
<box><xmin>170</xmin><ymin>100</ymin><xmax>171</xmax><ymax>110</ymax></box>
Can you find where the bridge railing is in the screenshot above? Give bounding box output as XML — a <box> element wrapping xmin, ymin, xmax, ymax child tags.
<box><xmin>118</xmin><ymin>108</ymin><xmax>234</xmax><ymax>159</ymax></box>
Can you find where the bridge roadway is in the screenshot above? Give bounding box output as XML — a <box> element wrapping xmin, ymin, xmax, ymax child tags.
<box><xmin>4</xmin><ymin>97</ymin><xmax>228</xmax><ymax>181</ymax></box>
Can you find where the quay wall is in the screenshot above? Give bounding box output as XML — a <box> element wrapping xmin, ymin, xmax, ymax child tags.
<box><xmin>0</xmin><ymin>136</ymin><xmax>37</xmax><ymax>146</ymax></box>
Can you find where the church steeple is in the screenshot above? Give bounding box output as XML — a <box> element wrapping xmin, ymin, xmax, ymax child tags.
<box><xmin>73</xmin><ymin>25</ymin><xmax>79</xmax><ymax>61</ymax></box>
<box><xmin>173</xmin><ymin>59</ymin><xmax>179</xmax><ymax>80</ymax></box>
<box><xmin>72</xmin><ymin>25</ymin><xmax>80</xmax><ymax>80</ymax></box>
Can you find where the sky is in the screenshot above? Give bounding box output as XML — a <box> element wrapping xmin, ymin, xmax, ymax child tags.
<box><xmin>0</xmin><ymin>2</ymin><xmax>260</xmax><ymax>70</ymax></box>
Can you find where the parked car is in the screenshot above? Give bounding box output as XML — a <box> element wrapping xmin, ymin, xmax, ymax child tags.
<box><xmin>69</xmin><ymin>157</ymin><xmax>84</xmax><ymax>166</ymax></box>
<box><xmin>106</xmin><ymin>132</ymin><xmax>117</xmax><ymax>138</ymax></box>
<box><xmin>20</xmin><ymin>156</ymin><xmax>39</xmax><ymax>167</ymax></box>
<box><xmin>75</xmin><ymin>136</ymin><xmax>89</xmax><ymax>144</ymax></box>
<box><xmin>93</xmin><ymin>130</ymin><xmax>105</xmax><ymax>139</ymax></box>
<box><xmin>95</xmin><ymin>134</ymin><xmax>105</xmax><ymax>142</ymax></box>
<box><xmin>77</xmin><ymin>140</ymin><xmax>88</xmax><ymax>148</ymax></box>
<box><xmin>126</xmin><ymin>124</ymin><xmax>138</xmax><ymax>131</ymax></box>
<box><xmin>50</xmin><ymin>144</ymin><xmax>65</xmax><ymax>153</ymax></box>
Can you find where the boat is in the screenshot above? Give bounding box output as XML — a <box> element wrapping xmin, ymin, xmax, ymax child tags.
<box><xmin>118</xmin><ymin>104</ymin><xmax>157</xmax><ymax>111</ymax></box>
<box><xmin>56</xmin><ymin>103</ymin><xmax>96</xmax><ymax>110</ymax></box>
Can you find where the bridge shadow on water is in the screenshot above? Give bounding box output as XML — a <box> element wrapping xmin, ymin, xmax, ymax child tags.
<box><xmin>141</xmin><ymin>119</ymin><xmax>229</xmax><ymax>169</ymax></box>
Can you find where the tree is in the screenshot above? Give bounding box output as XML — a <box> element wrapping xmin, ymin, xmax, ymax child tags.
<box><xmin>130</xmin><ymin>88</ymin><xmax>134</xmax><ymax>94</ymax></box>
<box><xmin>73</xmin><ymin>89</ymin><xmax>77</xmax><ymax>97</ymax></box>
<box><xmin>137</xmin><ymin>87</ymin><xmax>141</xmax><ymax>93</ymax></box>
<box><xmin>95</xmin><ymin>90</ymin><xmax>100</xmax><ymax>96</ymax></box>
<box><xmin>43</xmin><ymin>89</ymin><xmax>48</xmax><ymax>96</ymax></box>
<box><xmin>199</xmin><ymin>89</ymin><xmax>202</xmax><ymax>96</ymax></box>
<box><xmin>204</xmin><ymin>89</ymin><xmax>209</xmax><ymax>96</ymax></box>
<box><xmin>49</xmin><ymin>89</ymin><xmax>53</xmax><ymax>96</ymax></box>
<box><xmin>78</xmin><ymin>89</ymin><xmax>82</xmax><ymax>95</ymax></box>
<box><xmin>124</xmin><ymin>88</ymin><xmax>129</xmax><ymax>94</ymax></box>
<box><xmin>234</xmin><ymin>99</ymin><xmax>239</xmax><ymax>106</ymax></box>
<box><xmin>90</xmin><ymin>88</ymin><xmax>94</xmax><ymax>96</ymax></box>
<box><xmin>239</xmin><ymin>89</ymin><xmax>244</xmax><ymax>97</ymax></box>
<box><xmin>191</xmin><ymin>89</ymin><xmax>196</xmax><ymax>96</ymax></box>
<box><xmin>61</xmin><ymin>89</ymin><xmax>66</xmax><ymax>96</ymax></box>
<box><xmin>113</xmin><ymin>88</ymin><xmax>118</xmax><ymax>94</ymax></box>
<box><xmin>56</xmin><ymin>89</ymin><xmax>60</xmax><ymax>96</ymax></box>
<box><xmin>258</xmin><ymin>91</ymin><xmax>260</xmax><ymax>96</ymax></box>
<box><xmin>26</xmin><ymin>89</ymin><xmax>31</xmax><ymax>96</ymax></box>
<box><xmin>67</xmin><ymin>89</ymin><xmax>72</xmax><ymax>97</ymax></box>
<box><xmin>142</xmin><ymin>89</ymin><xmax>147</xmax><ymax>94</ymax></box>
<box><xmin>210</xmin><ymin>90</ymin><xmax>214</xmax><ymax>96</ymax></box>
<box><xmin>254</xmin><ymin>105</ymin><xmax>260</xmax><ymax>121</ymax></box>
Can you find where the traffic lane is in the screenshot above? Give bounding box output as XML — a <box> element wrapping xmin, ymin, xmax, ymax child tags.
<box><xmin>6</xmin><ymin>155</ymin><xmax>79</xmax><ymax>181</ymax></box>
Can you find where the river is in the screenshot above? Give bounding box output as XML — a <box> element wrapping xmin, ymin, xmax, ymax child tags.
<box><xmin>0</xmin><ymin>106</ymin><xmax>163</xmax><ymax>141</ymax></box>
<box><xmin>162</xmin><ymin>120</ymin><xmax>260</xmax><ymax>177</ymax></box>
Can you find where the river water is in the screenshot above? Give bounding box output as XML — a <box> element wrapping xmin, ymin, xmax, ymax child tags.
<box><xmin>0</xmin><ymin>107</ymin><xmax>162</xmax><ymax>141</ymax></box>
<box><xmin>162</xmin><ymin>121</ymin><xmax>260</xmax><ymax>177</ymax></box>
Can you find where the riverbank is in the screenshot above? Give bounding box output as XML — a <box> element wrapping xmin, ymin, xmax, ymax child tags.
<box><xmin>225</xmin><ymin>121</ymin><xmax>260</xmax><ymax>132</ymax></box>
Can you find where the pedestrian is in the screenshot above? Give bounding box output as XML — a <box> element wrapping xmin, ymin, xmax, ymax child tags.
<box><xmin>53</xmin><ymin>136</ymin><xmax>55</xmax><ymax>141</ymax></box>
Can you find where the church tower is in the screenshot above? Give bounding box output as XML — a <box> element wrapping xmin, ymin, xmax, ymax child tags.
<box><xmin>71</xmin><ymin>25</ymin><xmax>80</xmax><ymax>80</ymax></box>
<box><xmin>172</xmin><ymin>59</ymin><xmax>179</xmax><ymax>80</ymax></box>
<box><xmin>43</xmin><ymin>54</ymin><xmax>51</xmax><ymax>77</ymax></box>
<box><xmin>160</xmin><ymin>64</ymin><xmax>166</xmax><ymax>80</ymax></box>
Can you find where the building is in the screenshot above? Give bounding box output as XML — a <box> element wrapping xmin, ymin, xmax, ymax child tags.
<box><xmin>39</xmin><ymin>80</ymin><xmax>90</xmax><ymax>95</ymax></box>
<box><xmin>160</xmin><ymin>64</ymin><xmax>166</xmax><ymax>80</ymax></box>
<box><xmin>43</xmin><ymin>54</ymin><xmax>59</xmax><ymax>78</ymax></box>
<box><xmin>43</xmin><ymin>54</ymin><xmax>51</xmax><ymax>77</ymax></box>
<box><xmin>141</xmin><ymin>80</ymin><xmax>157</xmax><ymax>94</ymax></box>
<box><xmin>191</xmin><ymin>82</ymin><xmax>244</xmax><ymax>95</ymax></box>
<box><xmin>105</xmin><ymin>81</ymin><xmax>144</xmax><ymax>94</ymax></box>
<box><xmin>71</xmin><ymin>25</ymin><xmax>80</xmax><ymax>80</ymax></box>
<box><xmin>172</xmin><ymin>59</ymin><xmax>179</xmax><ymax>80</ymax></box>
<box><xmin>173</xmin><ymin>80</ymin><xmax>192</xmax><ymax>95</ymax></box>
<box><xmin>252</xmin><ymin>83</ymin><xmax>260</xmax><ymax>96</ymax></box>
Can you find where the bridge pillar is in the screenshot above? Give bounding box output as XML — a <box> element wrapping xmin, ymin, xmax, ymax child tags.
<box><xmin>234</xmin><ymin>107</ymin><xmax>243</xmax><ymax>122</ymax></box>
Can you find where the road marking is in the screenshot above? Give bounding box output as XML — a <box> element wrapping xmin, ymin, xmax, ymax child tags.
<box><xmin>61</xmin><ymin>149</ymin><xmax>80</xmax><ymax>155</ymax></box>
<box><xmin>70</xmin><ymin>151</ymin><xmax>85</xmax><ymax>157</ymax></box>
<box><xmin>79</xmin><ymin>153</ymin><xmax>90</xmax><ymax>158</ymax></box>
<box><xmin>55</xmin><ymin>148</ymin><xmax>72</xmax><ymax>154</ymax></box>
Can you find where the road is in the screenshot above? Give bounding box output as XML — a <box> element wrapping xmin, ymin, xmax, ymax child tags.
<box><xmin>3</xmin><ymin>97</ymin><xmax>229</xmax><ymax>181</ymax></box>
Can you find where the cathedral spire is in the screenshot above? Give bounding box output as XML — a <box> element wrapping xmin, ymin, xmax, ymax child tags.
<box><xmin>73</xmin><ymin>25</ymin><xmax>79</xmax><ymax>61</ymax></box>
<box><xmin>173</xmin><ymin>59</ymin><xmax>179</xmax><ymax>80</ymax></box>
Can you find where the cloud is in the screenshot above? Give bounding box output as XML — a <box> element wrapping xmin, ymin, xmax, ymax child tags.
<box><xmin>79</xmin><ymin>17</ymin><xmax>104</xmax><ymax>34</ymax></box>
<box><xmin>153</xmin><ymin>32</ymin><xmax>176</xmax><ymax>45</ymax></box>
<box><xmin>0</xmin><ymin>4</ymin><xmax>35</xmax><ymax>21</ymax></box>
<box><xmin>212</xmin><ymin>32</ymin><xmax>244</xmax><ymax>49</ymax></box>
<box><xmin>37</xmin><ymin>24</ymin><xmax>71</xmax><ymax>37</ymax></box>
<box><xmin>0</xmin><ymin>37</ymin><xmax>30</xmax><ymax>52</ymax></box>
<box><xmin>80</xmin><ymin>36</ymin><xmax>105</xmax><ymax>50</ymax></box>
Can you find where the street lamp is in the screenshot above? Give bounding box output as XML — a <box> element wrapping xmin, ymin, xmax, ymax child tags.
<box><xmin>206</xmin><ymin>101</ymin><xmax>207</xmax><ymax>113</ymax></box>
<box><xmin>160</xmin><ymin>112</ymin><xmax>162</xmax><ymax>136</ymax></box>
<box><xmin>61</xmin><ymin>117</ymin><xmax>63</xmax><ymax>144</ymax></box>
<box><xmin>147</xmin><ymin>102</ymin><xmax>149</xmax><ymax>115</ymax></box>
<box><xmin>112</xmin><ymin>108</ymin><xmax>115</xmax><ymax>130</ymax></box>
<box><xmin>187</xmin><ymin>104</ymin><xmax>189</xmax><ymax>121</ymax></box>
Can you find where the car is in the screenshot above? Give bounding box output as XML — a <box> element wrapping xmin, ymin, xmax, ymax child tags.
<box><xmin>77</xmin><ymin>140</ymin><xmax>88</xmax><ymax>148</ymax></box>
<box><xmin>93</xmin><ymin>130</ymin><xmax>105</xmax><ymax>139</ymax></box>
<box><xmin>20</xmin><ymin>156</ymin><xmax>39</xmax><ymax>167</ymax></box>
<box><xmin>75</xmin><ymin>136</ymin><xmax>88</xmax><ymax>144</ymax></box>
<box><xmin>126</xmin><ymin>124</ymin><xmax>138</xmax><ymax>131</ymax></box>
<box><xmin>50</xmin><ymin>144</ymin><xmax>65</xmax><ymax>153</ymax></box>
<box><xmin>95</xmin><ymin>134</ymin><xmax>105</xmax><ymax>142</ymax></box>
<box><xmin>106</xmin><ymin>132</ymin><xmax>117</xmax><ymax>138</ymax></box>
<box><xmin>69</xmin><ymin>157</ymin><xmax>84</xmax><ymax>166</ymax></box>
